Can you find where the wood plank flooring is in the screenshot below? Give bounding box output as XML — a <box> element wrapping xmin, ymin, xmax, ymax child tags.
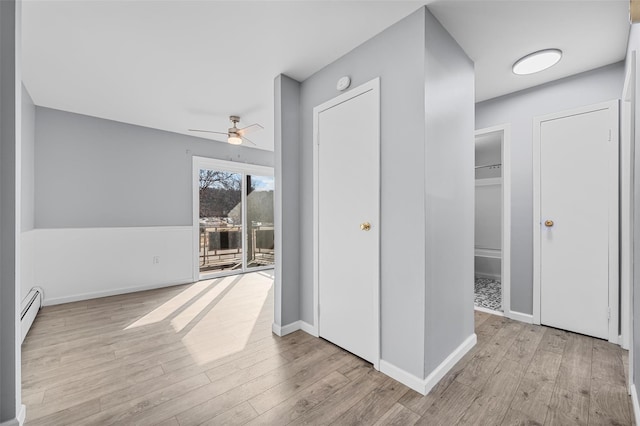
<box><xmin>22</xmin><ymin>272</ymin><xmax>633</xmax><ymax>425</ymax></box>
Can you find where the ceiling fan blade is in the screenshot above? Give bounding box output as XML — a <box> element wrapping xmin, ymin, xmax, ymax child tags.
<box><xmin>241</xmin><ymin>135</ymin><xmax>257</xmax><ymax>146</ymax></box>
<box><xmin>238</xmin><ymin>123</ymin><xmax>264</xmax><ymax>136</ymax></box>
<box><xmin>188</xmin><ymin>129</ymin><xmax>228</xmax><ymax>135</ymax></box>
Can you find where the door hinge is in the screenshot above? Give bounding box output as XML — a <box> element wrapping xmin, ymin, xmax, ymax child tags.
<box><xmin>608</xmin><ymin>129</ymin><xmax>612</xmax><ymax>141</ymax></box>
<box><xmin>318</xmin><ymin>304</ymin><xmax>320</xmax><ymax>317</ymax></box>
<box><xmin>608</xmin><ymin>307</ymin><xmax>611</xmax><ymax>320</ymax></box>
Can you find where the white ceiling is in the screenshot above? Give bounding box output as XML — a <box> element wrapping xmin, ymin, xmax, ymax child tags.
<box><xmin>22</xmin><ymin>1</ymin><xmax>630</xmax><ymax>152</ymax></box>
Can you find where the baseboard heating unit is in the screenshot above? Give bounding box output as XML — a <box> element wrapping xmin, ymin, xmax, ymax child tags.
<box><xmin>21</xmin><ymin>287</ymin><xmax>43</xmax><ymax>343</ymax></box>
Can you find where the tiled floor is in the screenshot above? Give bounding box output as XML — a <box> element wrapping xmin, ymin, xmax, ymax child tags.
<box><xmin>475</xmin><ymin>277</ymin><xmax>502</xmax><ymax>312</ymax></box>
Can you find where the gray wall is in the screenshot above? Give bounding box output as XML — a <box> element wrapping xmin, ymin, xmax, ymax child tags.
<box><xmin>274</xmin><ymin>74</ymin><xmax>301</xmax><ymax>327</ymax></box>
<box><xmin>300</xmin><ymin>8</ymin><xmax>428</xmax><ymax>377</ymax></box>
<box><xmin>476</xmin><ymin>62</ymin><xmax>624</xmax><ymax>314</ymax></box>
<box><xmin>0</xmin><ymin>0</ymin><xmax>21</xmax><ymax>422</ymax></box>
<box><xmin>21</xmin><ymin>84</ymin><xmax>34</xmax><ymax>233</ymax></box>
<box><xmin>291</xmin><ymin>6</ymin><xmax>474</xmax><ymax>379</ymax></box>
<box><xmin>34</xmin><ymin>107</ymin><xmax>273</xmax><ymax>228</ymax></box>
<box><xmin>423</xmin><ymin>10</ymin><xmax>475</xmax><ymax>373</ymax></box>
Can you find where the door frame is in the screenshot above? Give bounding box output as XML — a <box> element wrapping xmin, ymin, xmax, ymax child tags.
<box><xmin>474</xmin><ymin>124</ymin><xmax>512</xmax><ymax>317</ymax></box>
<box><xmin>622</xmin><ymin>51</ymin><xmax>635</xmax><ymax>392</ymax></box>
<box><xmin>312</xmin><ymin>77</ymin><xmax>380</xmax><ymax>369</ymax></box>
<box><xmin>192</xmin><ymin>156</ymin><xmax>275</xmax><ymax>282</ymax></box>
<box><xmin>532</xmin><ymin>100</ymin><xmax>619</xmax><ymax>343</ymax></box>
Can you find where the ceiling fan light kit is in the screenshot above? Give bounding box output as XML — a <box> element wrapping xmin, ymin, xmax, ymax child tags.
<box><xmin>188</xmin><ymin>115</ymin><xmax>264</xmax><ymax>146</ymax></box>
<box><xmin>512</xmin><ymin>48</ymin><xmax>562</xmax><ymax>75</ymax></box>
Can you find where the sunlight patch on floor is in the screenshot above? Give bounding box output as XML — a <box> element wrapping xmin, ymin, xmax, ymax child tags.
<box><xmin>170</xmin><ymin>275</ymin><xmax>236</xmax><ymax>332</ymax></box>
<box><xmin>181</xmin><ymin>273</ymin><xmax>272</xmax><ymax>365</ymax></box>
<box><xmin>124</xmin><ymin>279</ymin><xmax>214</xmax><ymax>330</ymax></box>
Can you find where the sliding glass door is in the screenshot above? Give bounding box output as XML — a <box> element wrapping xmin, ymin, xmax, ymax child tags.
<box><xmin>194</xmin><ymin>158</ymin><xmax>274</xmax><ymax>278</ymax></box>
<box><xmin>246</xmin><ymin>175</ymin><xmax>275</xmax><ymax>269</ymax></box>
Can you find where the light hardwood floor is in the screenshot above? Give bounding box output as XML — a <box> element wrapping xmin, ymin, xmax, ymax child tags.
<box><xmin>22</xmin><ymin>271</ymin><xmax>633</xmax><ymax>425</ymax></box>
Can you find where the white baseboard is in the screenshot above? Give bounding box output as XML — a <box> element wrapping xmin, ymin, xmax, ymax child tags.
<box><xmin>474</xmin><ymin>272</ymin><xmax>501</xmax><ymax>280</ymax></box>
<box><xmin>272</xmin><ymin>320</ymin><xmax>318</xmax><ymax>337</ymax></box>
<box><xmin>17</xmin><ymin>405</ymin><xmax>25</xmax><ymax>425</ymax></box>
<box><xmin>380</xmin><ymin>333</ymin><xmax>477</xmax><ymax>395</ymax></box>
<box><xmin>474</xmin><ymin>306</ymin><xmax>504</xmax><ymax>316</ymax></box>
<box><xmin>42</xmin><ymin>278</ymin><xmax>193</xmax><ymax>306</ymax></box>
<box><xmin>35</xmin><ymin>226</ymin><xmax>194</xmax><ymax>305</ymax></box>
<box><xmin>271</xmin><ymin>322</ymin><xmax>284</xmax><ymax>336</ymax></box>
<box><xmin>299</xmin><ymin>320</ymin><xmax>318</xmax><ymax>337</ymax></box>
<box><xmin>379</xmin><ymin>360</ymin><xmax>427</xmax><ymax>395</ymax></box>
<box><xmin>508</xmin><ymin>310</ymin><xmax>534</xmax><ymax>324</ymax></box>
<box><xmin>423</xmin><ymin>333</ymin><xmax>477</xmax><ymax>395</ymax></box>
<box><xmin>632</xmin><ymin>384</ymin><xmax>640</xmax><ymax>424</ymax></box>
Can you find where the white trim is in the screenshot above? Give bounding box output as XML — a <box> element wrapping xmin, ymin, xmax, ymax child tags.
<box><xmin>475</xmin><ymin>177</ymin><xmax>502</xmax><ymax>187</ymax></box>
<box><xmin>622</xmin><ymin>52</ymin><xmax>635</xmax><ymax>358</ymax></box>
<box><xmin>42</xmin><ymin>278</ymin><xmax>192</xmax><ymax>306</ymax></box>
<box><xmin>272</xmin><ymin>320</ymin><xmax>318</xmax><ymax>337</ymax></box>
<box><xmin>475</xmin><ymin>124</ymin><xmax>511</xmax><ymax>318</ymax></box>
<box><xmin>532</xmin><ymin>100</ymin><xmax>619</xmax><ymax>344</ymax></box>
<box><xmin>312</xmin><ymin>77</ymin><xmax>381</xmax><ymax>369</ymax></box>
<box><xmin>17</xmin><ymin>405</ymin><xmax>25</xmax><ymax>425</ymax></box>
<box><xmin>474</xmin><ymin>306</ymin><xmax>504</xmax><ymax>316</ymax></box>
<box><xmin>380</xmin><ymin>333</ymin><xmax>477</xmax><ymax>395</ymax></box>
<box><xmin>298</xmin><ymin>320</ymin><xmax>318</xmax><ymax>337</ymax></box>
<box><xmin>474</xmin><ymin>248</ymin><xmax>501</xmax><ymax>259</ymax></box>
<box><xmin>199</xmin><ymin>266</ymin><xmax>274</xmax><ymax>282</ymax></box>
<box><xmin>379</xmin><ymin>360</ymin><xmax>428</xmax><ymax>396</ymax></box>
<box><xmin>631</xmin><ymin>384</ymin><xmax>640</xmax><ymax>423</ymax></box>
<box><xmin>192</xmin><ymin>156</ymin><xmax>275</xmax><ymax>282</ymax></box>
<box><xmin>508</xmin><ymin>310</ymin><xmax>534</xmax><ymax>324</ymax></box>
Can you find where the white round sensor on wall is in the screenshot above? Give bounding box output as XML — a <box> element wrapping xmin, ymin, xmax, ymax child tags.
<box><xmin>337</xmin><ymin>76</ymin><xmax>351</xmax><ymax>91</ymax></box>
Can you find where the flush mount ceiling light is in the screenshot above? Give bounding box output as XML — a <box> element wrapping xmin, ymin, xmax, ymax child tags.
<box><xmin>512</xmin><ymin>49</ymin><xmax>562</xmax><ymax>75</ymax></box>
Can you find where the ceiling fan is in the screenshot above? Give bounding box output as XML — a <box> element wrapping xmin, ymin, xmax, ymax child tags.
<box><xmin>189</xmin><ymin>115</ymin><xmax>263</xmax><ymax>146</ymax></box>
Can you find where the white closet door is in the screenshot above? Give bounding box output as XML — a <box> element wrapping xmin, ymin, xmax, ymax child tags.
<box><xmin>315</xmin><ymin>80</ymin><xmax>379</xmax><ymax>365</ymax></box>
<box><xmin>538</xmin><ymin>104</ymin><xmax>617</xmax><ymax>340</ymax></box>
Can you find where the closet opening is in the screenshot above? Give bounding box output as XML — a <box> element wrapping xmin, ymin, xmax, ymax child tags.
<box><xmin>474</xmin><ymin>125</ymin><xmax>511</xmax><ymax>316</ymax></box>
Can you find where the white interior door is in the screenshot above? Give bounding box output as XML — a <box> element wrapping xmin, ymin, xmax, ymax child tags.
<box><xmin>536</xmin><ymin>102</ymin><xmax>618</xmax><ymax>340</ymax></box>
<box><xmin>314</xmin><ymin>79</ymin><xmax>379</xmax><ymax>365</ymax></box>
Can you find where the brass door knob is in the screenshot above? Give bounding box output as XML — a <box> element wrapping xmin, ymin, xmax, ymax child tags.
<box><xmin>545</xmin><ymin>220</ymin><xmax>554</xmax><ymax>227</ymax></box>
<box><xmin>360</xmin><ymin>222</ymin><xmax>371</xmax><ymax>231</ymax></box>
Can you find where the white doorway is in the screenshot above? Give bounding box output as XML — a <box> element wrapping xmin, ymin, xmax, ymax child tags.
<box><xmin>313</xmin><ymin>78</ymin><xmax>380</xmax><ymax>367</ymax></box>
<box><xmin>474</xmin><ymin>125</ymin><xmax>511</xmax><ymax>317</ymax></box>
<box><xmin>533</xmin><ymin>101</ymin><xmax>619</xmax><ymax>342</ymax></box>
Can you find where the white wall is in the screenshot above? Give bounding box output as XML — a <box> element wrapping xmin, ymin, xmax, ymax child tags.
<box><xmin>34</xmin><ymin>227</ymin><xmax>193</xmax><ymax>305</ymax></box>
<box><xmin>20</xmin><ymin>84</ymin><xmax>34</xmax><ymax>302</ymax></box>
<box><xmin>626</xmin><ymin>23</ymin><xmax>640</xmax><ymax>420</ymax></box>
<box><xmin>29</xmin><ymin>107</ymin><xmax>274</xmax><ymax>305</ymax></box>
<box><xmin>476</xmin><ymin>62</ymin><xmax>624</xmax><ymax>315</ymax></box>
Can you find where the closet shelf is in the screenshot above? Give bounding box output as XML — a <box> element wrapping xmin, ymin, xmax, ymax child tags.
<box><xmin>475</xmin><ymin>163</ymin><xmax>502</xmax><ymax>170</ymax></box>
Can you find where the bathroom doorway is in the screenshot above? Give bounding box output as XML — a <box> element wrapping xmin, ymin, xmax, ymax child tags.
<box><xmin>475</xmin><ymin>125</ymin><xmax>511</xmax><ymax>316</ymax></box>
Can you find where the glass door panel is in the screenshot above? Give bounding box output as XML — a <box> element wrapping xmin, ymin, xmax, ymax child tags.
<box><xmin>246</xmin><ymin>175</ymin><xmax>275</xmax><ymax>268</ymax></box>
<box><xmin>199</xmin><ymin>169</ymin><xmax>243</xmax><ymax>273</ymax></box>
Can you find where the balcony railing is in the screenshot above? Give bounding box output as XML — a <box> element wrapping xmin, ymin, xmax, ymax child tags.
<box><xmin>199</xmin><ymin>224</ymin><xmax>274</xmax><ymax>273</ymax></box>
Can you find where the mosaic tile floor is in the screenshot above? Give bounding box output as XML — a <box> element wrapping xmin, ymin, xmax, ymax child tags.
<box><xmin>474</xmin><ymin>277</ymin><xmax>502</xmax><ymax>312</ymax></box>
